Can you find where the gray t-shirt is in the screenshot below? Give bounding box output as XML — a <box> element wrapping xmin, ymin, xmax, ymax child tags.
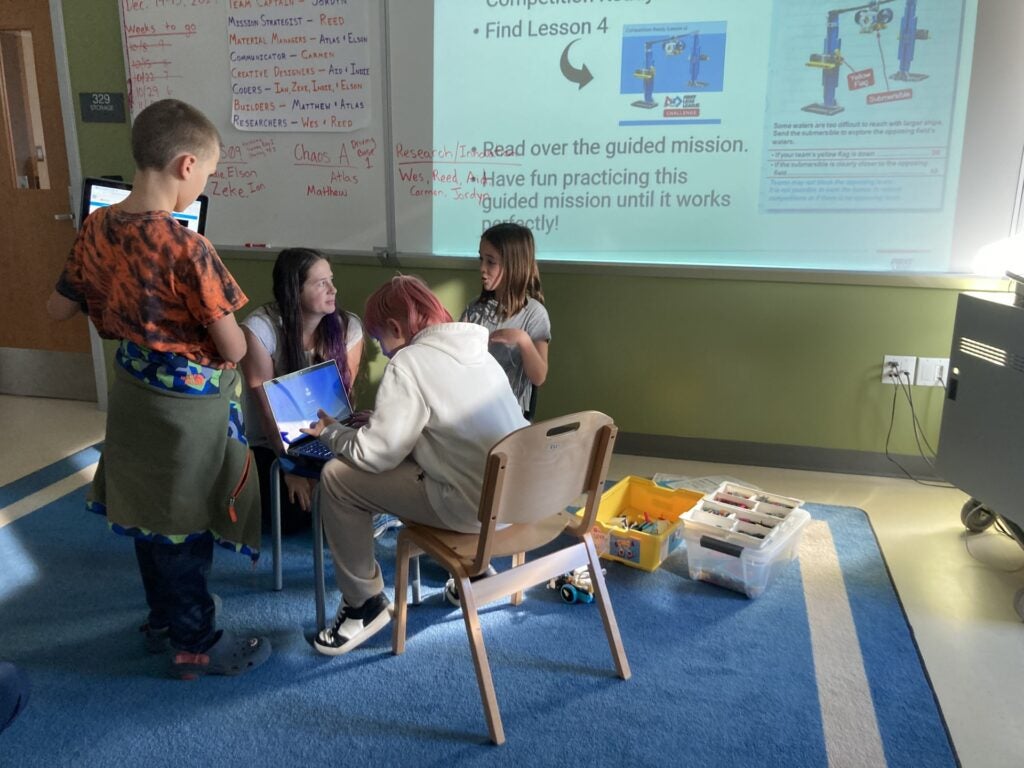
<box><xmin>241</xmin><ymin>303</ymin><xmax>363</xmax><ymax>448</ymax></box>
<box><xmin>460</xmin><ymin>296</ymin><xmax>551</xmax><ymax>413</ymax></box>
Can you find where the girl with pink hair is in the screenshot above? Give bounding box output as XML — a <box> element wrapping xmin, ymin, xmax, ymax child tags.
<box><xmin>302</xmin><ymin>275</ymin><xmax>528</xmax><ymax>655</ymax></box>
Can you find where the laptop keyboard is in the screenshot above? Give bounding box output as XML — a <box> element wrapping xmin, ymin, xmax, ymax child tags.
<box><xmin>292</xmin><ymin>441</ymin><xmax>334</xmax><ymax>460</ymax></box>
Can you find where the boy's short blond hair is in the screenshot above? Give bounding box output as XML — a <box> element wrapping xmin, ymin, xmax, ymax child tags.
<box><xmin>131</xmin><ymin>99</ymin><xmax>220</xmax><ymax>171</ymax></box>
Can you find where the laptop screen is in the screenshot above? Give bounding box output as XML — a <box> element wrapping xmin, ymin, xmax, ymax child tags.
<box><xmin>79</xmin><ymin>177</ymin><xmax>209</xmax><ymax>234</ymax></box>
<box><xmin>261</xmin><ymin>360</ymin><xmax>353</xmax><ymax>446</ymax></box>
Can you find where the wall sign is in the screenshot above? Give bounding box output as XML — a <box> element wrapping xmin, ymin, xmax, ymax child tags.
<box><xmin>79</xmin><ymin>92</ymin><xmax>126</xmax><ymax>123</ymax></box>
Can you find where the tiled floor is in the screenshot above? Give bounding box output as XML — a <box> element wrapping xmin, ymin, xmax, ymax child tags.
<box><xmin>3</xmin><ymin>394</ymin><xmax>1021</xmax><ymax>766</ymax></box>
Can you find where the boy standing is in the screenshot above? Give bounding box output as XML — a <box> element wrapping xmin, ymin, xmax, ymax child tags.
<box><xmin>47</xmin><ymin>99</ymin><xmax>270</xmax><ymax>679</ymax></box>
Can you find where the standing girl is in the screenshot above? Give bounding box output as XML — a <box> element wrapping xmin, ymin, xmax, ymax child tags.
<box><xmin>240</xmin><ymin>248</ymin><xmax>363</xmax><ymax>533</ymax></box>
<box><xmin>460</xmin><ymin>223</ymin><xmax>551</xmax><ymax>419</ymax></box>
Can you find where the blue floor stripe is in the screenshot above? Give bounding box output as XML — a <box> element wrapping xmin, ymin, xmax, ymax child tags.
<box><xmin>0</xmin><ymin>443</ymin><xmax>103</xmax><ymax>508</ymax></box>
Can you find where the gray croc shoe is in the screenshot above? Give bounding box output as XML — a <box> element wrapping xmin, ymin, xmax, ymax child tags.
<box><xmin>170</xmin><ymin>630</ymin><xmax>271</xmax><ymax>680</ymax></box>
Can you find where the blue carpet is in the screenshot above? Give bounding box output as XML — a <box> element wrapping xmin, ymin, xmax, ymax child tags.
<box><xmin>0</xmin><ymin>486</ymin><xmax>956</xmax><ymax>767</ymax></box>
<box><xmin>0</xmin><ymin>445</ymin><xmax>102</xmax><ymax>508</ymax></box>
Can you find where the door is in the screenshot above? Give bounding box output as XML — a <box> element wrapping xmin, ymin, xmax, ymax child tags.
<box><xmin>0</xmin><ymin>0</ymin><xmax>83</xmax><ymax>355</ymax></box>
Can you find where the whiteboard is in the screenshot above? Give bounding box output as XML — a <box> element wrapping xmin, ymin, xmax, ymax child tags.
<box><xmin>116</xmin><ymin>0</ymin><xmax>1024</xmax><ymax>274</ymax></box>
<box><xmin>118</xmin><ymin>0</ymin><xmax>387</xmax><ymax>253</ymax></box>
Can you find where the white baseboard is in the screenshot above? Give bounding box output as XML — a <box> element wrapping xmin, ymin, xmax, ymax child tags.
<box><xmin>0</xmin><ymin>347</ymin><xmax>98</xmax><ymax>401</ymax></box>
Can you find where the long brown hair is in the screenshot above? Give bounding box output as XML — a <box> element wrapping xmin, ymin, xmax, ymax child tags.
<box><xmin>272</xmin><ymin>248</ymin><xmax>352</xmax><ymax>390</ymax></box>
<box><xmin>479</xmin><ymin>223</ymin><xmax>544</xmax><ymax>319</ymax></box>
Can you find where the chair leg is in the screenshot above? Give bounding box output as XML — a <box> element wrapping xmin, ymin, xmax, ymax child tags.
<box><xmin>460</xmin><ymin>577</ymin><xmax>505</xmax><ymax>745</ymax></box>
<box><xmin>392</xmin><ymin>535</ymin><xmax>410</xmax><ymax>655</ymax></box>
<box><xmin>311</xmin><ymin>488</ymin><xmax>326</xmax><ymax>632</ymax></box>
<box><xmin>510</xmin><ymin>552</ymin><xmax>526</xmax><ymax>606</ymax></box>
<box><xmin>411</xmin><ymin>554</ymin><xmax>422</xmax><ymax>606</ymax></box>
<box><xmin>584</xmin><ymin>535</ymin><xmax>631</xmax><ymax>680</ymax></box>
<box><xmin>270</xmin><ymin>459</ymin><xmax>283</xmax><ymax>591</ymax></box>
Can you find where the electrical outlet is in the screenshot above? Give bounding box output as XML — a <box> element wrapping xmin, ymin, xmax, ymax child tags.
<box><xmin>915</xmin><ymin>357</ymin><xmax>949</xmax><ymax>387</ymax></box>
<box><xmin>881</xmin><ymin>355</ymin><xmax>917</xmax><ymax>384</ymax></box>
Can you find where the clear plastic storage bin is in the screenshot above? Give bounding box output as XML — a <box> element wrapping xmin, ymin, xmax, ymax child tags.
<box><xmin>681</xmin><ymin>483</ymin><xmax>810</xmax><ymax>597</ymax></box>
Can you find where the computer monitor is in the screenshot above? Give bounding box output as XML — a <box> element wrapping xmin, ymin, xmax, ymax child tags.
<box><xmin>79</xmin><ymin>176</ymin><xmax>209</xmax><ymax>234</ymax></box>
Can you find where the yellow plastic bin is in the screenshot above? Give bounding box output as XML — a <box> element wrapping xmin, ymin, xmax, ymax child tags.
<box><xmin>585</xmin><ymin>476</ymin><xmax>703</xmax><ymax>572</ymax></box>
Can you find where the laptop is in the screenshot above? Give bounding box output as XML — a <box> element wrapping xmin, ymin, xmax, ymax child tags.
<box><xmin>261</xmin><ymin>360</ymin><xmax>353</xmax><ymax>461</ymax></box>
<box><xmin>80</xmin><ymin>176</ymin><xmax>209</xmax><ymax>233</ymax></box>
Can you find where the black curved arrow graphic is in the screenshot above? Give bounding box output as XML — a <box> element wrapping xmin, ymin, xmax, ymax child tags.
<box><xmin>560</xmin><ymin>39</ymin><xmax>593</xmax><ymax>89</ymax></box>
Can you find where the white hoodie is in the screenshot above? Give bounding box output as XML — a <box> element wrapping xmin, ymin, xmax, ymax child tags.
<box><xmin>319</xmin><ymin>322</ymin><xmax>529</xmax><ymax>531</ymax></box>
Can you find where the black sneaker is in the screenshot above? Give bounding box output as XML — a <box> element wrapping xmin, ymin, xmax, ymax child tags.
<box><xmin>314</xmin><ymin>592</ymin><xmax>392</xmax><ymax>656</ymax></box>
<box><xmin>444</xmin><ymin>565</ymin><xmax>498</xmax><ymax>607</ymax></box>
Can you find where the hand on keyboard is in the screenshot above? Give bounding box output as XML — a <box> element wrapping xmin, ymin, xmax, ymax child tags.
<box><xmin>300</xmin><ymin>408</ymin><xmax>336</xmax><ymax>437</ymax></box>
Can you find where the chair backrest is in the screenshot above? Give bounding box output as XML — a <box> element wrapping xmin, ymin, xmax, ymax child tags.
<box><xmin>477</xmin><ymin>411</ymin><xmax>616</xmax><ymax>535</ymax></box>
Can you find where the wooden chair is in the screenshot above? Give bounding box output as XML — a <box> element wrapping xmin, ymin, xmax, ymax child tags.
<box><xmin>391</xmin><ymin>411</ymin><xmax>631</xmax><ymax>745</ymax></box>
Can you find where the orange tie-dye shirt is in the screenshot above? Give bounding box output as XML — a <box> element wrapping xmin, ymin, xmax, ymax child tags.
<box><xmin>56</xmin><ymin>206</ymin><xmax>247</xmax><ymax>368</ymax></box>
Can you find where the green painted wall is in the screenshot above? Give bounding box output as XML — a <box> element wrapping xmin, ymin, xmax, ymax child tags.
<box><xmin>224</xmin><ymin>258</ymin><xmax>959</xmax><ymax>456</ymax></box>
<box><xmin>64</xmin><ymin>0</ymin><xmax>966</xmax><ymax>457</ymax></box>
<box><xmin>62</xmin><ymin>0</ymin><xmax>133</xmax><ymax>182</ymax></box>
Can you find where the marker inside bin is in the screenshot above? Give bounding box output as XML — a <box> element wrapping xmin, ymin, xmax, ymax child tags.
<box><xmin>734</xmin><ymin>521</ymin><xmax>770</xmax><ymax>541</ymax></box>
<box><xmin>689</xmin><ymin>507</ymin><xmax>734</xmax><ymax>531</ymax></box>
<box><xmin>713</xmin><ymin>491</ymin><xmax>756</xmax><ymax>510</ymax></box>
<box><xmin>755</xmin><ymin>492</ymin><xmax>800</xmax><ymax>509</ymax></box>
<box><xmin>736</xmin><ymin>509</ymin><xmax>781</xmax><ymax>529</ymax></box>
<box><xmin>613</xmin><ymin>509</ymin><xmax>674</xmax><ymax>534</ymax></box>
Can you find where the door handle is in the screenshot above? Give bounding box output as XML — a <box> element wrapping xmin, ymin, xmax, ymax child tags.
<box><xmin>53</xmin><ymin>213</ymin><xmax>74</xmax><ymax>221</ymax></box>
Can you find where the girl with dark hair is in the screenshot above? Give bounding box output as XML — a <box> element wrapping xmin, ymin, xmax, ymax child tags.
<box><xmin>270</xmin><ymin>248</ymin><xmax>355</xmax><ymax>385</ymax></box>
<box><xmin>240</xmin><ymin>248</ymin><xmax>364</xmax><ymax>534</ymax></box>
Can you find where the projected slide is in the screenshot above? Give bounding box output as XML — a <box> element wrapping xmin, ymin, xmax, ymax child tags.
<box><xmin>397</xmin><ymin>0</ymin><xmax>977</xmax><ymax>272</ymax></box>
<box><xmin>762</xmin><ymin>0</ymin><xmax>967</xmax><ymax>222</ymax></box>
